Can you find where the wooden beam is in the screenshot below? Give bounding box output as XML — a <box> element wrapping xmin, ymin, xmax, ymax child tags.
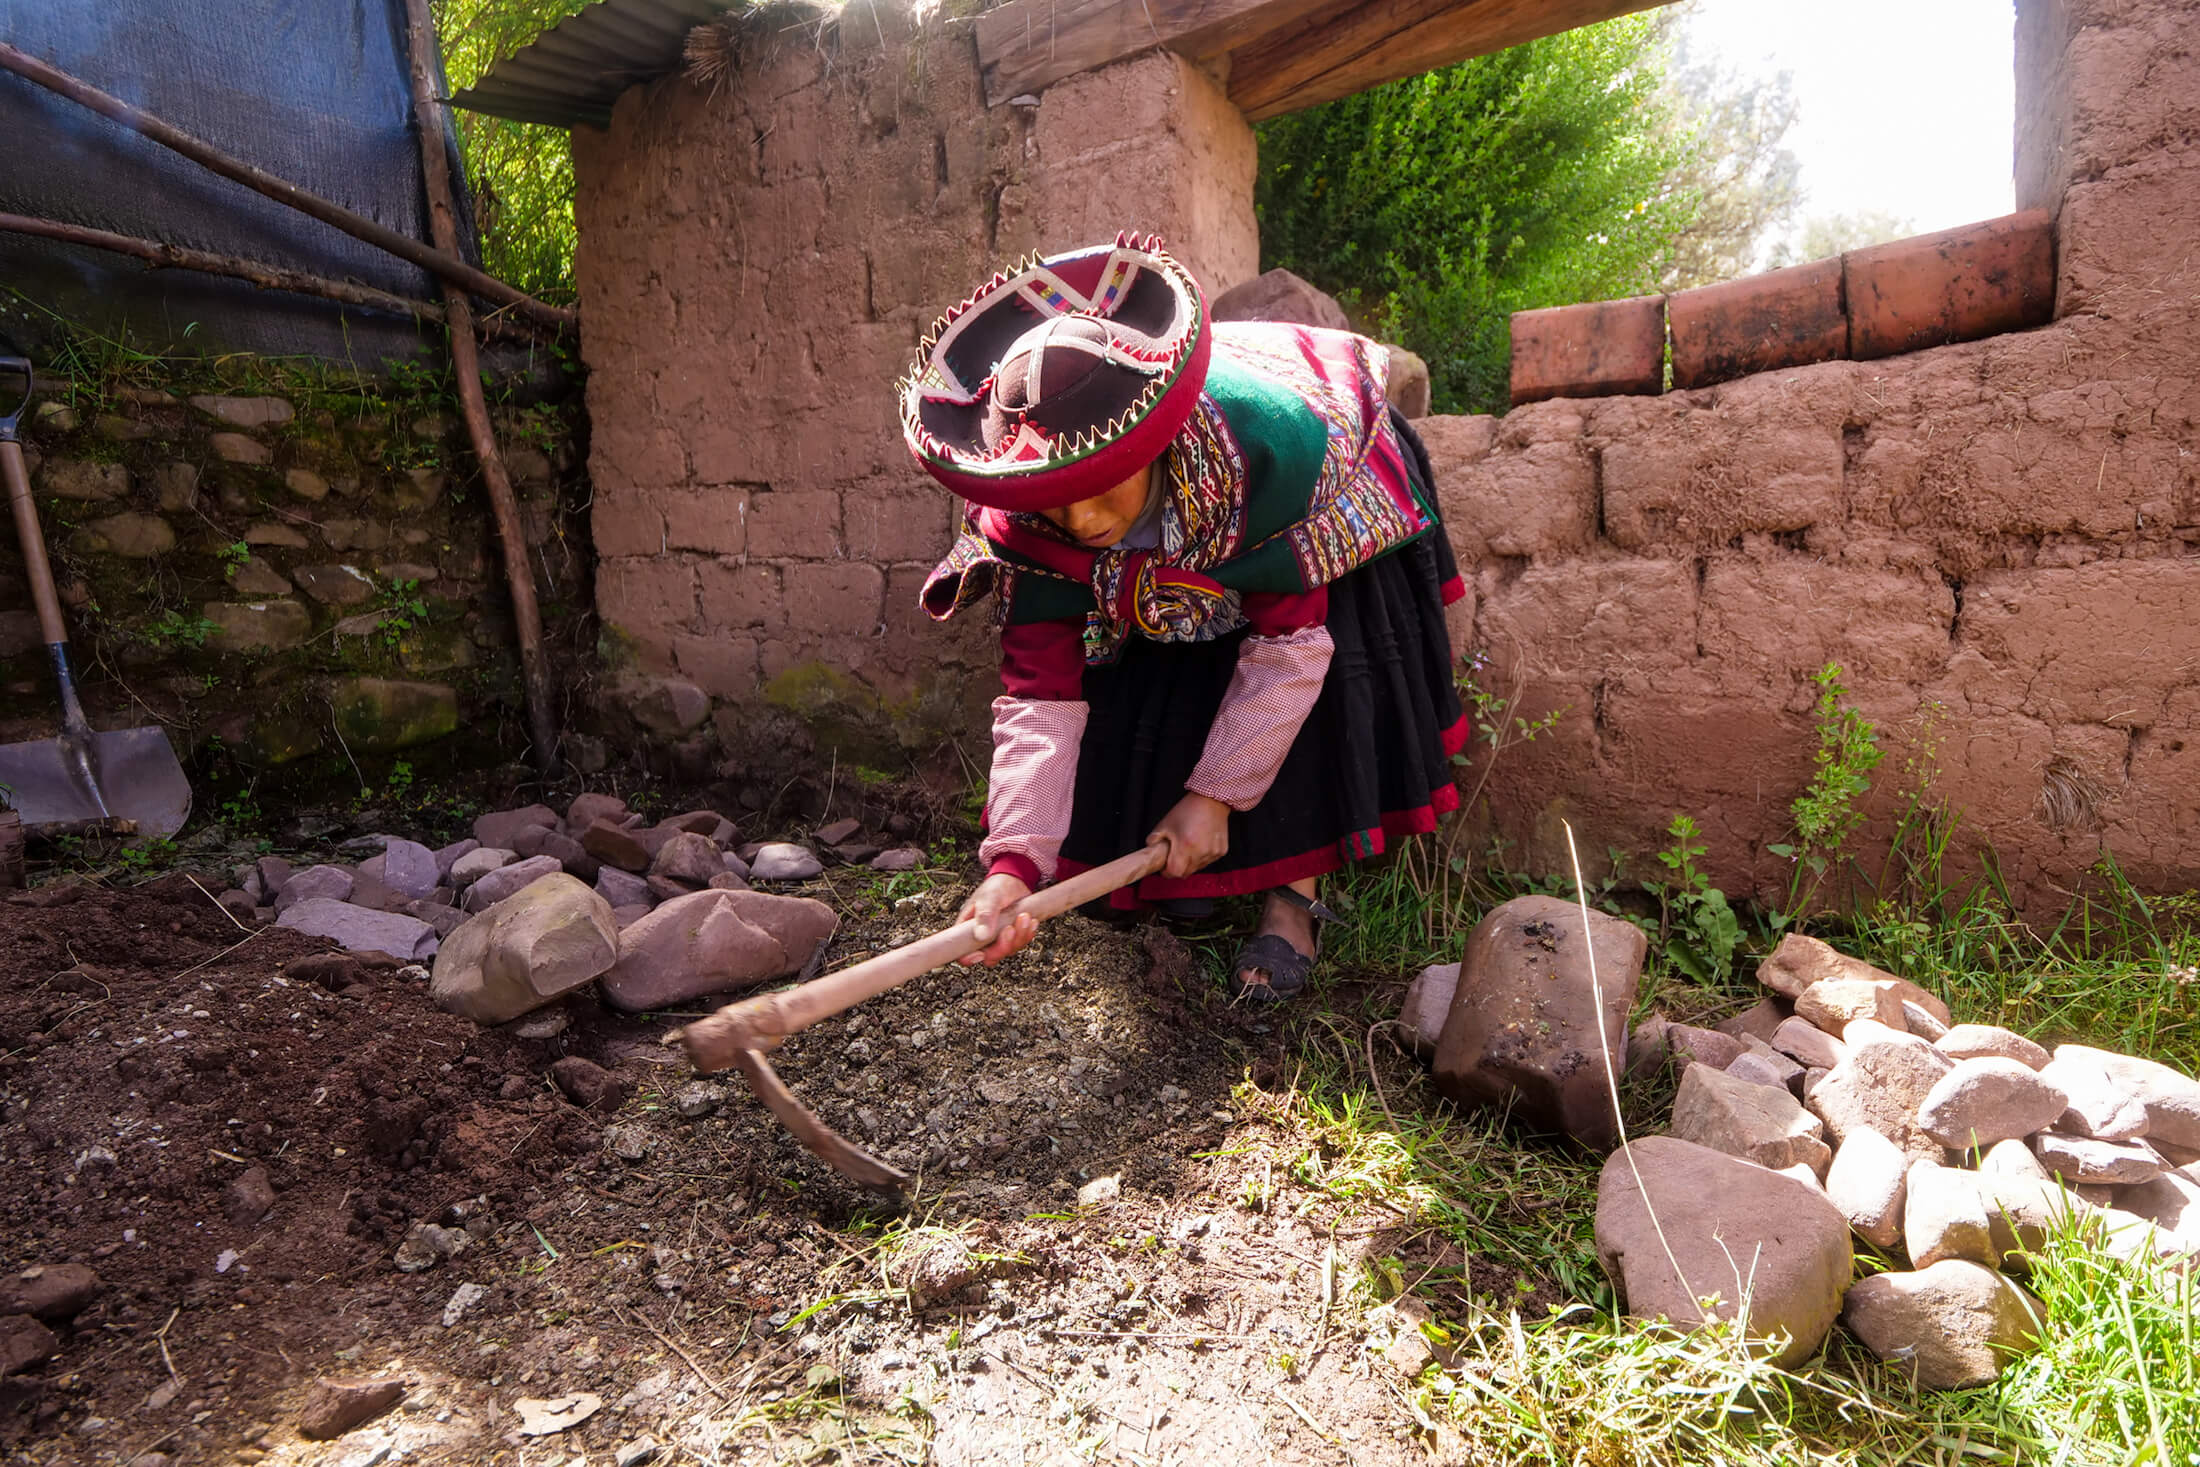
<box><xmin>1226</xmin><ymin>0</ymin><xmax>1668</xmax><ymax>121</ymax></box>
<box><xmin>975</xmin><ymin>0</ymin><xmax>1331</xmax><ymax>107</ymax></box>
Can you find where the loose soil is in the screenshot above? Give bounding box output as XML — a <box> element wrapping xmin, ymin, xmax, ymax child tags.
<box><xmin>0</xmin><ymin>866</ymin><xmax>1548</xmax><ymax>1466</ymax></box>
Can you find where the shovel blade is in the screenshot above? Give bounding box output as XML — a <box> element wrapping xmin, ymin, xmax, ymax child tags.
<box><xmin>0</xmin><ymin>727</ymin><xmax>192</xmax><ymax>837</ymax></box>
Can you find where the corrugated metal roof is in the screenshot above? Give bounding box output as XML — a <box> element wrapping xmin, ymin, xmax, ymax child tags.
<box><xmin>450</xmin><ymin>0</ymin><xmax>738</xmax><ymax>128</ymax></box>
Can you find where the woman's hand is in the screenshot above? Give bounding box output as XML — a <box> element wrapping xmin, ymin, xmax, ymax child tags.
<box><xmin>958</xmin><ymin>872</ymin><xmax>1036</xmax><ymax>966</ymax></box>
<box><xmin>1150</xmin><ymin>792</ymin><xmax>1231</xmax><ymax>878</ymax></box>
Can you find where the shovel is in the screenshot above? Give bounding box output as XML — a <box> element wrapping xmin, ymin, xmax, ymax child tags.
<box><xmin>0</xmin><ymin>347</ymin><xmax>192</xmax><ymax>838</ymax></box>
<box><xmin>676</xmin><ymin>842</ymin><xmax>1169</xmax><ymax>1190</ymax></box>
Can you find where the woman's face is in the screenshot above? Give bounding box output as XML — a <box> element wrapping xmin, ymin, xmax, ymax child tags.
<box><xmin>1041</xmin><ymin>463</ymin><xmax>1156</xmax><ymax>550</ymax></box>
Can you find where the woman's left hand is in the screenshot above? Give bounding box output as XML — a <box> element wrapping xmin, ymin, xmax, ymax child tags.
<box><xmin>1149</xmin><ymin>792</ymin><xmax>1231</xmax><ymax>878</ymax></box>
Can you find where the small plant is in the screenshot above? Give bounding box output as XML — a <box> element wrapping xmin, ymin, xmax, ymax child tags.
<box><xmin>218</xmin><ymin>541</ymin><xmax>251</xmax><ymax>578</ymax></box>
<box><xmin>385</xmin><ymin>760</ymin><xmax>416</xmax><ymax>799</ymax></box>
<box><xmin>1645</xmin><ymin>813</ymin><xmax>1741</xmax><ymax>984</ymax></box>
<box><xmin>138</xmin><ymin>609</ymin><xmax>219</xmax><ymax>650</ymax></box>
<box><xmin>1768</xmin><ymin>662</ymin><xmax>1884</xmax><ymax>924</ymax></box>
<box><xmin>377</xmin><ymin>578</ymin><xmax>431</xmax><ymax>647</ymax></box>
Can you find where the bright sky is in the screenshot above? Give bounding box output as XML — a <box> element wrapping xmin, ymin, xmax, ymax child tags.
<box><xmin>1680</xmin><ymin>0</ymin><xmax>2017</xmax><ymax>246</ymax></box>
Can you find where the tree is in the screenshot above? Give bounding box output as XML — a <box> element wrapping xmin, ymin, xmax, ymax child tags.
<box><xmin>1769</xmin><ymin>209</ymin><xmax>1917</xmax><ymax>269</ymax></box>
<box><xmin>1657</xmin><ymin>21</ymin><xmax>1802</xmax><ymax>289</ymax></box>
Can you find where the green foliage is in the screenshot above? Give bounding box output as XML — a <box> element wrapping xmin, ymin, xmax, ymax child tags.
<box><xmin>138</xmin><ymin>609</ymin><xmax>219</xmax><ymax>650</ymax></box>
<box><xmin>1646</xmin><ymin>813</ymin><xmax>1742</xmax><ymax>984</ymax></box>
<box><xmin>376</xmin><ymin>578</ymin><xmax>433</xmax><ymax>647</ymax></box>
<box><xmin>217</xmin><ymin>541</ymin><xmax>251</xmax><ymax>578</ymax></box>
<box><xmin>432</xmin><ymin>0</ymin><xmax>596</xmax><ymax>302</ymax></box>
<box><xmin>1254</xmin><ymin>15</ymin><xmax>1697</xmax><ymax>414</ymax></box>
<box><xmin>1767</xmin><ymin>663</ymin><xmax>1885</xmax><ymax>923</ymax></box>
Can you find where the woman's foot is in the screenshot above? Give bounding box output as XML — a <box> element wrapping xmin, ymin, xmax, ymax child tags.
<box><xmin>1227</xmin><ymin>882</ymin><xmax>1324</xmax><ymax>1003</ymax></box>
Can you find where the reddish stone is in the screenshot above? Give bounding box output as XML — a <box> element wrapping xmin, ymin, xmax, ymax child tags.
<box><xmin>580</xmin><ymin>819</ymin><xmax>650</xmax><ymax>872</ymax></box>
<box><xmin>298</xmin><ymin>1377</ymin><xmax>406</xmax><ymax>1439</ymax></box>
<box><xmin>1845</xmin><ymin>210</ymin><xmax>2055</xmax><ymax>360</ymax></box>
<box><xmin>1668</xmin><ymin>257</ymin><xmax>1846</xmax><ymax>389</ymax></box>
<box><xmin>1508</xmin><ymin>295</ymin><xmax>1665</xmax><ymax>405</ymax></box>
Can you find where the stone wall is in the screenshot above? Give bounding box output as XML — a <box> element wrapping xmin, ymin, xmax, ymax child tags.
<box><xmin>0</xmin><ymin>367</ymin><xmax>589</xmax><ymax>797</ymax></box>
<box><xmin>572</xmin><ymin>1</ymin><xmax>1258</xmax><ymax>767</ymax></box>
<box><xmin>1434</xmin><ymin>0</ymin><xmax>2200</xmax><ymax>912</ymax></box>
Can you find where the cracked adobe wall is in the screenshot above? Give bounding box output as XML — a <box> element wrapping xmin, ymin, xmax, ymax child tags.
<box><xmin>1433</xmin><ymin>0</ymin><xmax>2200</xmax><ymax>912</ymax></box>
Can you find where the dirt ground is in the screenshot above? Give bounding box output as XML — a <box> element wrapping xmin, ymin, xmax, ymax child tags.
<box><xmin>0</xmin><ymin>859</ymin><xmax>1543</xmax><ymax>1466</ymax></box>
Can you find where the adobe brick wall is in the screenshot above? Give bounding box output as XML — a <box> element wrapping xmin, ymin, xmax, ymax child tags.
<box><xmin>1439</xmin><ymin>0</ymin><xmax>2200</xmax><ymax>912</ymax></box>
<box><xmin>571</xmin><ymin>1</ymin><xmax>1256</xmax><ymax>766</ymax></box>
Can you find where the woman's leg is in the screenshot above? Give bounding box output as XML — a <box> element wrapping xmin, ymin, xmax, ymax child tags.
<box><xmin>1232</xmin><ymin>875</ymin><xmax>1322</xmax><ymax>996</ymax></box>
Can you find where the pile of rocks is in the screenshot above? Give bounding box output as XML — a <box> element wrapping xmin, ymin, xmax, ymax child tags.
<box><xmin>1405</xmin><ymin>909</ymin><xmax>2200</xmax><ymax>1389</ymax></box>
<box><xmin>206</xmin><ymin>795</ymin><xmax>925</xmax><ymax>1024</ymax></box>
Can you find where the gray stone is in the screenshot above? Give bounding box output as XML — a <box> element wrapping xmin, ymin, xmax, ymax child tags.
<box><xmin>1623</xmin><ymin>1011</ymin><xmax>1671</xmax><ymax>1079</ymax></box>
<box><xmin>283</xmin><ymin>468</ymin><xmax>331</xmax><ymax>501</ymax></box>
<box><xmin>432</xmin><ymin>838</ymin><xmax>480</xmax><ymax>878</ymax></box>
<box><xmin>1740</xmin><ymin>1037</ymin><xmax>1806</xmax><ymax>1092</ymax></box>
<box><xmin>1901</xmin><ymin>1001</ymin><xmax>1950</xmax><ymax>1041</ymax></box>
<box><xmin>2039</xmin><ymin>1050</ymin><xmax>2151</xmax><ymax>1140</ymax></box>
<box><xmin>223</xmin><ymin>1166</ymin><xmax>276</xmax><ymax>1228</ymax></box>
<box><xmin>0</xmin><ymin>1264</ymin><xmax>101</xmax><ymax>1322</ymax></box>
<box><xmin>611</xmin><ymin>903</ymin><xmax>651</xmax><ymax>929</ymax></box>
<box><xmin>244</xmin><ymin>521</ymin><xmax>309</xmax><ymax>548</ymax></box>
<box><xmin>1210</xmin><ymin>268</ymin><xmax>1352</xmax><ymax>332</ymax></box>
<box><xmin>749</xmin><ymin>842</ymin><xmax>824</xmax><ymax>882</ymax></box>
<box><xmin>631</xmin><ymin>677</ymin><xmax>710</xmax><ymax>735</ymax></box>
<box><xmin>1793</xmin><ymin>978</ymin><xmax>1904</xmax><ymax>1036</ymax></box>
<box><xmin>1904</xmin><ymin>1160</ymin><xmax>1998</xmax><ymax>1268</ymax></box>
<box><xmin>1715</xmin><ymin>998</ymin><xmax>1788</xmax><ymax>1044</ymax></box>
<box><xmin>1842</xmin><ymin>1261</ymin><xmax>2044</xmax><ymax>1390</ymax></box>
<box><xmin>1755</xmin><ymin>934</ymin><xmax>1952</xmax><ymax>1026</ymax></box>
<box><xmin>2108</xmin><ymin>1170</ymin><xmax>2200</xmax><ymax>1258</ymax></box>
<box><xmin>1384</xmin><ymin>344</ymin><xmax>1431</xmax><ymax>420</ymax></box>
<box><xmin>1824</xmin><ymin>1126</ymin><xmax>1908</xmax><ymax>1249</ymax></box>
<box><xmin>1667</xmin><ymin>1024</ymin><xmax>1745</xmax><ymax>1071</ymax></box>
<box><xmin>208</xmin><ymin>431</ymin><xmax>272</xmax><ymax>464</ymax></box>
<box><xmin>42</xmin><ymin>459</ymin><xmax>128</xmax><ymax>501</ymax></box>
<box><xmin>1399</xmin><ymin>962</ymin><xmax>1459</xmax><ymax>1059</ymax></box>
<box><xmin>604</xmin><ymin>1124</ymin><xmax>651</xmax><ymax>1162</ymax></box>
<box><xmin>403</xmin><ymin>901</ymin><xmax>468</xmax><ymax>937</ymax></box>
<box><xmin>1433</xmin><ymin>896</ymin><xmax>1646</xmax><ymax>1149</ymax></box>
<box><xmin>204</xmin><ymin>599</ymin><xmax>312</xmax><ymax>653</ymax></box>
<box><xmin>1668</xmin><ymin>1062</ymin><xmax>1830</xmax><ymax>1175</ymax></box>
<box><xmin>1916</xmin><ymin>1057</ymin><xmax>2071</xmax><ymax>1153</ymax></box>
<box><xmin>2033</xmin><ymin>1132</ymin><xmax>2165</xmax><ymax>1185</ymax></box>
<box><xmin>80</xmin><ymin>511</ymin><xmax>175</xmax><ymax>558</ymax></box>
<box><xmin>430</xmin><ymin>873</ymin><xmax>618</xmax><ymax>1025</ymax></box>
<box><xmin>190</xmin><ymin>393</ymin><xmax>293</xmax><ymax>429</ymax></box>
<box><xmin>272</xmin><ymin>864</ymin><xmax>353</xmax><ymax>913</ymax></box>
<box><xmin>449</xmin><ymin>846</ymin><xmax>516</xmax><ymax>888</ymax></box>
<box><xmin>594</xmin><ymin>866</ymin><xmax>651</xmax><ymax>908</ymax></box>
<box><xmin>600</xmin><ymin>890</ymin><xmax>791</xmax><ymax>1012</ymax></box>
<box><xmin>293</xmin><ymin>563</ymin><xmax>378</xmax><ymax>606</ymax></box>
<box><xmin>1935</xmin><ymin>1024</ymin><xmax>2050</xmax><ymax>1070</ymax></box>
<box><xmin>1770</xmin><ymin>1016</ymin><xmax>1845</xmax><ymax>1071</ymax></box>
<box><xmin>153</xmin><ymin>461</ymin><xmax>201</xmax><ymax>512</ymax></box>
<box><xmin>1725</xmin><ymin>1051</ymin><xmax>1796</xmax><ymax>1091</ymax></box>
<box><xmin>1979</xmin><ymin>1137</ymin><xmax>2050</xmax><ymax>1182</ymax></box>
<box><xmin>1805</xmin><ymin>1021</ymin><xmax>1955</xmax><ymax>1163</ymax></box>
<box><xmin>276</xmin><ymin>899</ymin><xmax>436</xmax><ymax>961</ymax></box>
<box><xmin>672</xmin><ymin>1082</ymin><xmax>727</xmax><ymax>1118</ymax></box>
<box><xmin>379</xmin><ymin>839</ymin><xmax>440</xmax><ymax>901</ymax></box>
<box><xmin>651</xmin><ymin>831</ymin><xmax>724</xmax><ymax>888</ymax></box>
<box><xmin>229</xmin><ymin>555</ymin><xmax>292</xmax><ymax>596</ymax></box>
<box><xmin>473</xmin><ymin>804</ymin><xmax>559</xmax><ymax>849</ymax></box>
<box><xmin>462</xmin><ymin>855</ymin><xmax>564</xmax><ymax>913</ymax></box>
<box><xmin>869</xmin><ymin>847</ymin><xmax>923</xmax><ymax>872</ymax></box>
<box><xmin>2063</xmin><ymin>1045</ymin><xmax>2200</xmax><ymax>1151</ymax></box>
<box><xmin>1595</xmin><ymin>1135</ymin><xmax>1851</xmax><ymax>1367</ymax></box>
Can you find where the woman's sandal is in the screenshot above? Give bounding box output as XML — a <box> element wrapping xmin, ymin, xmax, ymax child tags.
<box><xmin>1226</xmin><ymin>887</ymin><xmax>1343</xmax><ymax>1005</ymax></box>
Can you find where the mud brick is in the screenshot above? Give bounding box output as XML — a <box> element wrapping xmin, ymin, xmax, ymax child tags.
<box><xmin>1845</xmin><ymin>210</ymin><xmax>2055</xmax><ymax>360</ymax></box>
<box><xmin>661</xmin><ymin>487</ymin><xmax>749</xmax><ymax>556</ymax></box>
<box><xmin>745</xmin><ymin>489</ymin><xmax>840</xmax><ymax>559</ymax></box>
<box><xmin>598</xmin><ymin>557</ymin><xmax>699</xmax><ymax>633</ymax></box>
<box><xmin>1508</xmin><ymin>295</ymin><xmax>1665</xmax><ymax>405</ymax></box>
<box><xmin>783</xmin><ymin>562</ymin><xmax>885</xmax><ymax>638</ymax></box>
<box><xmin>1669</xmin><ymin>258</ymin><xmax>1846</xmax><ymax>389</ymax></box>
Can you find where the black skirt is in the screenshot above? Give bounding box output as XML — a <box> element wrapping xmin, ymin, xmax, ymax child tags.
<box><xmin>1057</xmin><ymin>421</ymin><xmax>1467</xmax><ymax>906</ymax></box>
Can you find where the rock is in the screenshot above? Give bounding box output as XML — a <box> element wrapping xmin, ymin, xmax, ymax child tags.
<box><xmin>568</xmin><ymin>792</ymin><xmax>629</xmax><ymax>830</ymax></box>
<box><xmin>1901</xmin><ymin>1001</ymin><xmax>1950</xmax><ymax>1041</ymax></box>
<box><xmin>462</xmin><ymin>854</ymin><xmax>564</xmax><ymax>913</ymax></box>
<box><xmin>449</xmin><ymin>847</ymin><xmax>517</xmax><ymax>888</ymax></box>
<box><xmin>1935</xmin><ymin>1024</ymin><xmax>2050</xmax><ymax>1070</ymax></box>
<box><xmin>1594</xmin><ymin>1135</ymin><xmax>1851</xmax><ymax>1367</ymax></box>
<box><xmin>1623</xmin><ymin>1011</ymin><xmax>1670</xmax><ymax>1079</ymax></box>
<box><xmin>1667</xmin><ymin>1024</ymin><xmax>1745</xmax><ymax>1071</ymax></box>
<box><xmin>616</xmin><ymin>1437</ymin><xmax>663</xmax><ymax>1467</ymax></box>
<box><xmin>604</xmin><ymin>1125</ymin><xmax>650</xmax><ymax>1162</ymax></box>
<box><xmin>244</xmin><ymin>520</ymin><xmax>309</xmax><ymax>548</ymax></box>
<box><xmin>1770</xmin><ymin>1017</ymin><xmax>1845</xmax><ymax>1071</ymax></box>
<box><xmin>377</xmin><ymin>839</ymin><xmax>439</xmax><ymax>901</ymax></box>
<box><xmin>283</xmin><ymin>468</ymin><xmax>330</xmax><ymax>501</ymax></box>
<box><xmin>1399</xmin><ymin>963</ymin><xmax>1459</xmax><ymax>1059</ymax></box>
<box><xmin>2062</xmin><ymin>1045</ymin><xmax>2200</xmax><ymax>1151</ymax></box>
<box><xmin>80</xmin><ymin>511</ymin><xmax>176</xmax><ymax>559</ymax></box>
<box><xmin>594</xmin><ymin>867</ymin><xmax>650</xmax><ymax>908</ymax></box>
<box><xmin>1981</xmin><ymin>1137</ymin><xmax>2051</xmax><ymax>1181</ymax></box>
<box><xmin>228</xmin><ymin>555</ymin><xmax>292</xmax><ymax>595</ymax></box>
<box><xmin>510</xmin><ymin>1008</ymin><xmax>570</xmax><ymax>1040</ymax></box>
<box><xmin>673</xmin><ymin>1081</ymin><xmax>727</xmax><ymax>1118</ymax></box>
<box><xmin>1210</xmin><ymin>267</ymin><xmax>1352</xmax><ymax>332</ymax></box>
<box><xmin>1842</xmin><ymin>1262</ymin><xmax>2044</xmax><ymax>1390</ymax></box>
<box><xmin>2033</xmin><ymin>1133</ymin><xmax>2165</xmax><ymax>1185</ymax></box>
<box><xmin>43</xmin><ymin>459</ymin><xmax>128</xmax><ymax>501</ymax></box>
<box><xmin>549</xmin><ymin>1056</ymin><xmax>627</xmax><ymax>1111</ymax></box>
<box><xmin>431</xmin><ymin>874</ymin><xmax>619</xmax><ymax>1024</ymax></box>
<box><xmin>2039</xmin><ymin>1049</ymin><xmax>2151</xmax><ymax>1140</ymax></box>
<box><xmin>1755</xmin><ymin>934</ymin><xmax>1952</xmax><ymax>1026</ymax></box>
<box><xmin>1668</xmin><ymin>1062</ymin><xmax>1831</xmax><ymax>1175</ymax></box>
<box><xmin>1975</xmin><ymin>1172</ymin><xmax>2087</xmax><ymax>1255</ymax></box>
<box><xmin>2109</xmin><ymin>1170</ymin><xmax>2200</xmax><ymax>1257</ymax></box>
<box><xmin>1805</xmin><ymin>1022</ymin><xmax>1954</xmax><ymax>1163</ymax></box>
<box><xmin>216</xmin><ymin>889</ymin><xmax>259</xmax><ymax>923</ymax></box>
<box><xmin>830</xmin><ymin>842</ymin><xmax>882</xmax><ymax>866</ymax></box>
<box><xmin>611</xmin><ymin>903</ymin><xmax>651</xmax><ymax>929</ymax></box>
<box><xmin>473</xmin><ymin>804</ymin><xmax>559</xmax><ymax>850</ymax></box>
<box><xmin>1715</xmin><ymin>998</ymin><xmax>1788</xmax><ymax>1044</ymax></box>
<box><xmin>1825</xmin><ymin>1127</ymin><xmax>1909</xmax><ymax>1249</ymax></box>
<box><xmin>815</xmin><ymin>817</ymin><xmax>864</xmax><ymax>846</ymax></box>
<box><xmin>749</xmin><ymin>842</ymin><xmax>824</xmax><ymax>882</ymax></box>
<box><xmin>1384</xmin><ymin>344</ymin><xmax>1432</xmax><ymax>419</ymax></box>
<box><xmin>630</xmin><ymin>678</ymin><xmax>710</xmax><ymax>736</ymax></box>
<box><xmin>1917</xmin><ymin>1058</ymin><xmax>2071</xmax><ymax>1153</ymax></box>
<box><xmin>1725</xmin><ymin>1051</ymin><xmax>1796</xmax><ymax>1091</ymax></box>
<box><xmin>223</xmin><ymin>1167</ymin><xmax>276</xmax><ymax>1228</ymax></box>
<box><xmin>403</xmin><ymin>901</ymin><xmax>467</xmax><ymax>937</ymax></box>
<box><xmin>722</xmin><ymin>851</ymin><xmax>751</xmax><ymax>879</ymax></box>
<box><xmin>442</xmin><ymin>1282</ymin><xmax>487</xmax><ymax>1328</ymax></box>
<box><xmin>870</xmin><ymin>848</ymin><xmax>923</xmax><ymax>872</ymax></box>
<box><xmin>283</xmin><ymin>952</ymin><xmax>364</xmax><ymax>990</ymax></box>
<box><xmin>581</xmin><ymin>818</ymin><xmax>651</xmax><ymax>872</ymax></box>
<box><xmin>1739</xmin><ymin>1037</ymin><xmax>1805</xmax><ymax>1092</ymax></box>
<box><xmin>599</xmin><ymin>890</ymin><xmax>791</xmax><ymax>1012</ymax></box>
<box><xmin>708</xmin><ymin>872</ymin><xmax>752</xmax><ymax>892</ymax></box>
<box><xmin>432</xmin><ymin>838</ymin><xmax>479</xmax><ymax>878</ymax></box>
<box><xmin>651</xmin><ymin>831</ymin><xmax>723</xmax><ymax>888</ymax></box>
<box><xmin>277</xmin><ymin>900</ymin><xmax>436</xmax><ymax>960</ymax></box>
<box><xmin>1792</xmin><ymin>978</ymin><xmax>1904</xmax><ymax>1035</ymax></box>
<box><xmin>297</xmin><ymin>1377</ymin><xmax>406</xmax><ymax>1439</ymax></box>
<box><xmin>1432</xmin><ymin>895</ymin><xmax>1646</xmax><ymax>1149</ymax></box>
<box><xmin>292</xmin><ymin>563</ymin><xmax>377</xmax><ymax>606</ymax></box>
<box><xmin>515</xmin><ymin>825</ymin><xmax>595</xmax><ymax>879</ymax></box>
<box><xmin>1077</xmin><ymin>1174</ymin><xmax>1121</xmax><ymax>1206</ymax></box>
<box><xmin>204</xmin><ymin>599</ymin><xmax>312</xmax><ymax>653</ymax></box>
<box><xmin>0</xmin><ymin>1264</ymin><xmax>100</xmax><ymax>1322</ymax></box>
<box><xmin>330</xmin><ymin>678</ymin><xmax>458</xmax><ymax>752</ymax></box>
<box><xmin>1905</xmin><ymin>1160</ymin><xmax>1998</xmax><ymax>1268</ymax></box>
<box><xmin>190</xmin><ymin>393</ymin><xmax>293</xmax><ymax>429</ymax></box>
<box><xmin>0</xmin><ymin>1314</ymin><xmax>58</xmax><ymax>1377</ymax></box>
<box><xmin>208</xmin><ymin>431</ymin><xmax>272</xmax><ymax>464</ymax></box>
<box><xmin>514</xmin><ymin>1393</ymin><xmax>603</xmax><ymax>1436</ymax></box>
<box><xmin>646</xmin><ymin>874</ymin><xmax>691</xmax><ymax>904</ymax></box>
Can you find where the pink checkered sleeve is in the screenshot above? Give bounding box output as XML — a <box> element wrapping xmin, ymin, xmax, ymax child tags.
<box><xmin>1185</xmin><ymin>624</ymin><xmax>1335</xmax><ymax>812</ymax></box>
<box><xmin>980</xmin><ymin>695</ymin><xmax>1088</xmax><ymax>888</ymax></box>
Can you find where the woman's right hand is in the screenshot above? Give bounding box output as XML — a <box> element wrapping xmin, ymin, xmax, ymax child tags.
<box><xmin>958</xmin><ymin>872</ymin><xmax>1036</xmax><ymax>966</ymax></box>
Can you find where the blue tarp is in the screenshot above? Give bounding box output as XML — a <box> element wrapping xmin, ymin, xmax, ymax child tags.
<box><xmin>0</xmin><ymin>0</ymin><xmax>478</xmax><ymax>365</ymax></box>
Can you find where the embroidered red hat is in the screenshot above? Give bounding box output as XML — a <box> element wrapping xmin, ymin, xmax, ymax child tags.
<box><xmin>901</xmin><ymin>234</ymin><xmax>1210</xmax><ymax>511</ymax></box>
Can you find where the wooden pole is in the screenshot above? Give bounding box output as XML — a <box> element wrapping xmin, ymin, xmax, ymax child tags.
<box><xmin>0</xmin><ymin>212</ymin><xmax>545</xmax><ymax>344</ymax></box>
<box><xmin>0</xmin><ymin>40</ymin><xmax>575</xmax><ymax>333</ymax></box>
<box><xmin>398</xmin><ymin>0</ymin><xmax>560</xmax><ymax>776</ymax></box>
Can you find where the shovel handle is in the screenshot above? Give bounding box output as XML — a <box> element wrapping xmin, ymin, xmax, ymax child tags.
<box><xmin>1</xmin><ymin>436</ymin><xmax>64</xmax><ymax>652</ymax></box>
<box><xmin>679</xmin><ymin>842</ymin><xmax>1169</xmax><ymax>1070</ymax></box>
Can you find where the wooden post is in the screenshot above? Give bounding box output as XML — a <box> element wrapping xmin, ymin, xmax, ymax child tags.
<box><xmin>398</xmin><ymin>0</ymin><xmax>561</xmax><ymax>775</ymax></box>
